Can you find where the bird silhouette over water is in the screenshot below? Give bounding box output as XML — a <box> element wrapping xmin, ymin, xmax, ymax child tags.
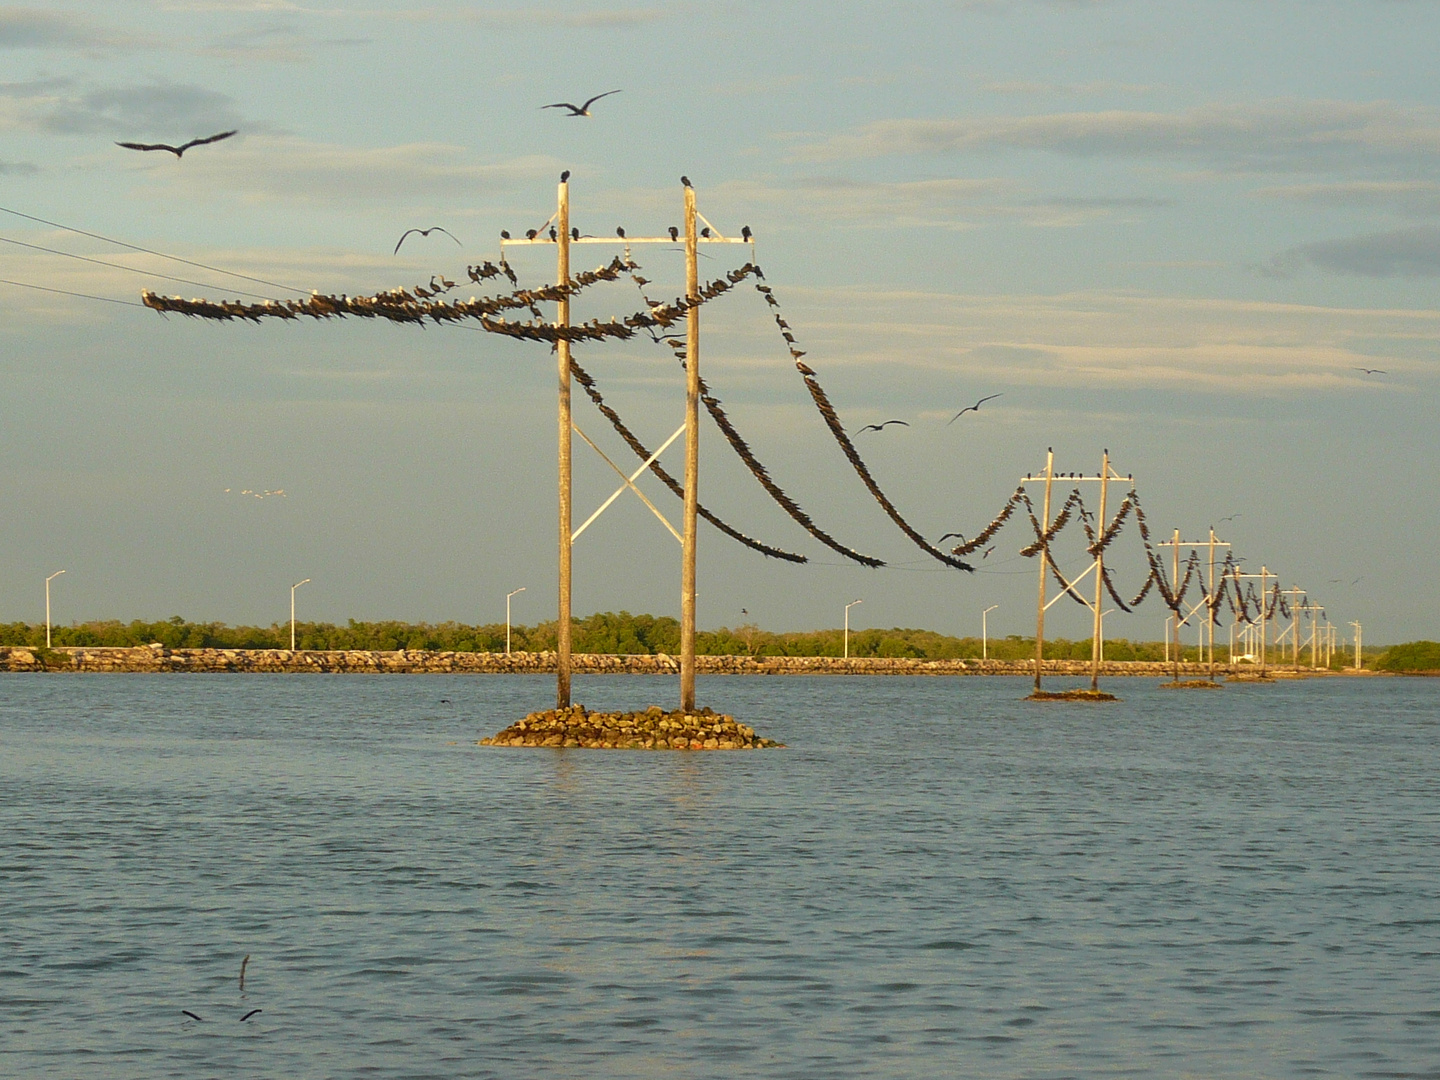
<box><xmin>393</xmin><ymin>227</ymin><xmax>460</xmax><ymax>255</ymax></box>
<box><xmin>947</xmin><ymin>394</ymin><xmax>1002</xmax><ymax>424</ymax></box>
<box><xmin>853</xmin><ymin>420</ymin><xmax>909</xmax><ymax>434</ymax></box>
<box><xmin>544</xmin><ymin>91</ymin><xmax>621</xmax><ymax>117</ymax></box>
<box><xmin>116</xmin><ymin>130</ymin><xmax>236</xmax><ymax>158</ymax></box>
<box><xmin>1355</xmin><ymin>367</ymin><xmax>1387</xmax><ymax>375</ymax></box>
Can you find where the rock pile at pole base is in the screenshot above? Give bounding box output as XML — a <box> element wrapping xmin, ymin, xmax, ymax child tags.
<box><xmin>479</xmin><ymin>704</ymin><xmax>783</xmax><ymax>750</ymax></box>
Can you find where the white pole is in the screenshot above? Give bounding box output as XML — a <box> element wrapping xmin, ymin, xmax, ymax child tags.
<box><xmin>1099</xmin><ymin>609</ymin><xmax>1114</xmax><ymax>663</ymax></box>
<box><xmin>1351</xmin><ymin>621</ymin><xmax>1362</xmax><ymax>669</ymax></box>
<box><xmin>844</xmin><ymin>599</ymin><xmax>863</xmax><ymax>660</ymax></box>
<box><xmin>45</xmin><ymin>570</ymin><xmax>66</xmax><ymax>648</ymax></box>
<box><xmin>982</xmin><ymin>605</ymin><xmax>998</xmax><ymax>661</ymax></box>
<box><xmin>290</xmin><ymin>578</ymin><xmax>310</xmax><ymax>651</ymax></box>
<box><xmin>506</xmin><ymin>587</ymin><xmax>526</xmax><ymax>655</ymax></box>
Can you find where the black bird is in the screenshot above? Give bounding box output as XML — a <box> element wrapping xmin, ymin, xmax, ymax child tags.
<box><xmin>1218</xmin><ymin>513</ymin><xmax>1241</xmax><ymax>523</ymax></box>
<box><xmin>393</xmin><ymin>226</ymin><xmax>461</xmax><ymax>255</ymax></box>
<box><xmin>500</xmin><ymin>230</ymin><xmax>510</xmax><ymax>239</ymax></box>
<box><xmin>571</xmin><ymin>227</ymin><xmax>579</xmax><ymax>241</ymax></box>
<box><xmin>116</xmin><ymin>130</ymin><xmax>236</xmax><ymax>158</ymax></box>
<box><xmin>668</xmin><ymin>226</ymin><xmax>679</xmax><ymax>241</ymax></box>
<box><xmin>700</xmin><ymin>227</ymin><xmax>711</xmax><ymax>238</ymax></box>
<box><xmin>526</xmin><ymin>229</ymin><xmax>538</xmax><ymax>240</ymax></box>
<box><xmin>616</xmin><ymin>227</ymin><xmax>626</xmax><ymax>238</ymax></box>
<box><xmin>741</xmin><ymin>608</ymin><xmax>748</xmax><ymax>615</ymax></box>
<box><xmin>1355</xmin><ymin>367</ymin><xmax>1387</xmax><ymax>375</ymax></box>
<box><xmin>741</xmin><ymin>225</ymin><xmax>752</xmax><ymax>241</ymax></box>
<box><xmin>983</xmin><ymin>546</ymin><xmax>995</xmax><ymax>559</ymax></box>
<box><xmin>947</xmin><ymin>393</ymin><xmax>1002</xmax><ymax>424</ymax></box>
<box><xmin>795</xmin><ymin>360</ymin><xmax>815</xmax><ymax>375</ymax></box>
<box><xmin>544</xmin><ymin>92</ymin><xmax>621</xmax><ymax>117</ymax></box>
<box><xmin>853</xmin><ymin>420</ymin><xmax>909</xmax><ymax>434</ymax></box>
<box><xmin>182</xmin><ymin>1011</ymin><xmax>204</xmax><ymax>1023</ymax></box>
<box><xmin>937</xmin><ymin>532</ymin><xmax>965</xmax><ymax>544</ymax></box>
<box><xmin>681</xmin><ymin>175</ymin><xmax>691</xmax><ymax>187</ymax></box>
<box><xmin>560</xmin><ymin>169</ymin><xmax>571</xmax><ymax>182</ymax></box>
<box><xmin>240</xmin><ymin>1009</ymin><xmax>262</xmax><ymax>1022</ymax></box>
<box><xmin>549</xmin><ymin>227</ymin><xmax>557</xmax><ymax>241</ymax></box>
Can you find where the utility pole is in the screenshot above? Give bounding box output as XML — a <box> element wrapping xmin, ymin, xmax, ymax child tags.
<box><xmin>553</xmin><ymin>177</ymin><xmax>574</xmax><ymax>708</ymax></box>
<box><xmin>1233</xmin><ymin>566</ymin><xmax>1273</xmax><ymax>673</ymax></box>
<box><xmin>1281</xmin><ymin>586</ymin><xmax>1306</xmax><ymax>669</ymax></box>
<box><xmin>1155</xmin><ymin>529</ymin><xmax>1230</xmax><ymax>681</ymax></box>
<box><xmin>1020</xmin><ymin>450</ymin><xmax>1128</xmax><ymax>693</ymax></box>
<box><xmin>500</xmin><ymin>178</ymin><xmax>752</xmax><ymax>713</ymax></box>
<box><xmin>679</xmin><ymin>181</ymin><xmax>701</xmax><ymax>712</ymax></box>
<box><xmin>45</xmin><ymin>570</ymin><xmax>66</xmax><ymax>649</ymax></box>
<box><xmin>1350</xmin><ymin>621</ymin><xmax>1362</xmax><ymax>669</ymax></box>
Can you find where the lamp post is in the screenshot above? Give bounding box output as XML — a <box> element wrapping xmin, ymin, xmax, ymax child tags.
<box><xmin>844</xmin><ymin>599</ymin><xmax>863</xmax><ymax>660</ymax></box>
<box><xmin>982</xmin><ymin>605</ymin><xmax>998</xmax><ymax>661</ymax></box>
<box><xmin>506</xmin><ymin>587</ymin><xmax>526</xmax><ymax>656</ymax></box>
<box><xmin>45</xmin><ymin>570</ymin><xmax>66</xmax><ymax>648</ymax></box>
<box><xmin>290</xmin><ymin>578</ymin><xmax>310</xmax><ymax>651</ymax></box>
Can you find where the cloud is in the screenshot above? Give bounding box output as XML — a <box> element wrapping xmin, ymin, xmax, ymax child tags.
<box><xmin>1254</xmin><ymin>180</ymin><xmax>1440</xmax><ymax>218</ymax></box>
<box><xmin>710</xmin><ymin>176</ymin><xmax>1166</xmax><ymax>229</ymax></box>
<box><xmin>400</xmin><ymin>5</ymin><xmax>673</xmax><ymax>28</ymax></box>
<box><xmin>1266</xmin><ymin>227</ymin><xmax>1440</xmax><ymax>279</ymax></box>
<box><xmin>795</xmin><ymin>99</ymin><xmax>1440</xmax><ymax>174</ymax></box>
<box><xmin>763</xmin><ymin>285</ymin><xmax>1437</xmax><ymax>393</ymax></box>
<box><xmin>0</xmin><ymin>158</ymin><xmax>37</xmax><ymax>175</ymax></box>
<box><xmin>138</xmin><ymin>135</ymin><xmax>560</xmax><ymax>202</ymax></box>
<box><xmin>0</xmin><ymin>79</ymin><xmax>246</xmax><ymax>136</ymax></box>
<box><xmin>0</xmin><ymin>7</ymin><xmax>152</xmax><ymax>51</ymax></box>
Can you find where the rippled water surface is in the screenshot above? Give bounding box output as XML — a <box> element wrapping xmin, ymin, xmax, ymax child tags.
<box><xmin>3</xmin><ymin>673</ymin><xmax>1439</xmax><ymax>1078</ymax></box>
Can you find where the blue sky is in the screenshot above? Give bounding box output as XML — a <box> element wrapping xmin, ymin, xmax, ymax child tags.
<box><xmin>1</xmin><ymin>0</ymin><xmax>1437</xmax><ymax>643</ymax></box>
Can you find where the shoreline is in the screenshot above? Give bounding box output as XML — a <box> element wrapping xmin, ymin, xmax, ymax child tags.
<box><xmin>0</xmin><ymin>645</ymin><xmax>1388</xmax><ymax>677</ymax></box>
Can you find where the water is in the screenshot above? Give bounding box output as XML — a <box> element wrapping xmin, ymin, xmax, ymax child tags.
<box><xmin>2</xmin><ymin>673</ymin><xmax>1438</xmax><ymax>1079</ymax></box>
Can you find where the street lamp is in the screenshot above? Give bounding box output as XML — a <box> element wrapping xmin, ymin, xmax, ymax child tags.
<box><xmin>45</xmin><ymin>570</ymin><xmax>66</xmax><ymax>648</ymax></box>
<box><xmin>506</xmin><ymin>587</ymin><xmax>526</xmax><ymax>655</ymax></box>
<box><xmin>982</xmin><ymin>604</ymin><xmax>998</xmax><ymax>661</ymax></box>
<box><xmin>844</xmin><ymin>598</ymin><xmax>863</xmax><ymax>659</ymax></box>
<box><xmin>290</xmin><ymin>578</ymin><xmax>311</xmax><ymax>651</ymax></box>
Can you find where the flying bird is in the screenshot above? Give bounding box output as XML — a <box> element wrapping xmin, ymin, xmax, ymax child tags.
<box><xmin>853</xmin><ymin>420</ymin><xmax>909</xmax><ymax>434</ymax></box>
<box><xmin>1355</xmin><ymin>367</ymin><xmax>1387</xmax><ymax>375</ymax></box>
<box><xmin>544</xmin><ymin>91</ymin><xmax>621</xmax><ymax>117</ymax></box>
<box><xmin>116</xmin><ymin>130</ymin><xmax>236</xmax><ymax>158</ymax></box>
<box><xmin>937</xmin><ymin>532</ymin><xmax>965</xmax><ymax>544</ymax></box>
<box><xmin>982</xmin><ymin>546</ymin><xmax>995</xmax><ymax>559</ymax></box>
<box><xmin>947</xmin><ymin>393</ymin><xmax>1002</xmax><ymax>424</ymax></box>
<box><xmin>1218</xmin><ymin>513</ymin><xmax>1241</xmax><ymax>523</ymax></box>
<box><xmin>393</xmin><ymin>227</ymin><xmax>461</xmax><ymax>255</ymax></box>
<box><xmin>240</xmin><ymin>1009</ymin><xmax>262</xmax><ymax>1022</ymax></box>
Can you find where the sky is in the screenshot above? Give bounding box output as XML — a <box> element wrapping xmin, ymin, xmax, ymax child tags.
<box><xmin>1</xmin><ymin>0</ymin><xmax>1437</xmax><ymax>644</ymax></box>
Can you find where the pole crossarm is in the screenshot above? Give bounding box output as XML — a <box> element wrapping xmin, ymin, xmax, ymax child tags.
<box><xmin>571</xmin><ymin>421</ymin><xmax>685</xmax><ymax>544</ymax></box>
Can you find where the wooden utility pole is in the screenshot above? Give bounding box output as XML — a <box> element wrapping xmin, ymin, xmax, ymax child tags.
<box><xmin>1233</xmin><ymin>565</ymin><xmax>1272</xmax><ymax>673</ymax></box>
<box><xmin>555</xmin><ymin>178</ymin><xmax>574</xmax><ymax>708</ymax></box>
<box><xmin>1156</xmin><ymin>529</ymin><xmax>1230</xmax><ymax>681</ymax></box>
<box><xmin>1351</xmin><ymin>621</ymin><xmax>1362</xmax><ymax>669</ymax></box>
<box><xmin>1031</xmin><ymin>449</ymin><xmax>1055</xmax><ymax>692</ymax></box>
<box><xmin>1089</xmin><ymin>451</ymin><xmax>1110</xmax><ymax>692</ymax></box>
<box><xmin>1281</xmin><ymin>586</ymin><xmax>1306</xmax><ymax>669</ymax></box>
<box><xmin>680</xmin><ymin>183</ymin><xmax>701</xmax><ymax>711</ymax></box>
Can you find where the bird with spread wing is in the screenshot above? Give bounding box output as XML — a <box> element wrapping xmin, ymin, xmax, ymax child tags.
<box><xmin>543</xmin><ymin>90</ymin><xmax>622</xmax><ymax>117</ymax></box>
<box><xmin>116</xmin><ymin>131</ymin><xmax>237</xmax><ymax>158</ymax></box>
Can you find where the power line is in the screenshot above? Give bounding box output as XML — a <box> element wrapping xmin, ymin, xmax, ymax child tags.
<box><xmin>0</xmin><ymin>204</ymin><xmax>307</xmax><ymax>295</ymax></box>
<box><xmin>0</xmin><ymin>234</ymin><xmax>280</xmax><ymax>301</ymax></box>
<box><xmin>0</xmin><ymin>277</ymin><xmax>145</xmax><ymax>307</ymax></box>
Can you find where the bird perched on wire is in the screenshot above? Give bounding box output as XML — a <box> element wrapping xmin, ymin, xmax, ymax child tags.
<box><xmin>545</xmin><ymin>92</ymin><xmax>621</xmax><ymax>118</ymax></box>
<box><xmin>571</xmin><ymin>227</ymin><xmax>579</xmax><ymax>241</ymax></box>
<box><xmin>853</xmin><ymin>420</ymin><xmax>909</xmax><ymax>435</ymax></box>
<box><xmin>549</xmin><ymin>227</ymin><xmax>557</xmax><ymax>241</ymax></box>
<box><xmin>116</xmin><ymin>130</ymin><xmax>236</xmax><ymax>158</ymax></box>
<box><xmin>947</xmin><ymin>393</ymin><xmax>1002</xmax><ymax>424</ymax></box>
<box><xmin>393</xmin><ymin>226</ymin><xmax>461</xmax><ymax>255</ymax></box>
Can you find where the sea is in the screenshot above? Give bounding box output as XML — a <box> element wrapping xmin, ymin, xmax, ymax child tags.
<box><xmin>2</xmin><ymin>673</ymin><xmax>1437</xmax><ymax>1079</ymax></box>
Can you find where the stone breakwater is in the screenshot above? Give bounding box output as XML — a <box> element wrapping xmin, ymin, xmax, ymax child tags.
<box><xmin>0</xmin><ymin>645</ymin><xmax>1261</xmax><ymax>677</ymax></box>
<box><xmin>479</xmin><ymin>704</ymin><xmax>782</xmax><ymax>750</ymax></box>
